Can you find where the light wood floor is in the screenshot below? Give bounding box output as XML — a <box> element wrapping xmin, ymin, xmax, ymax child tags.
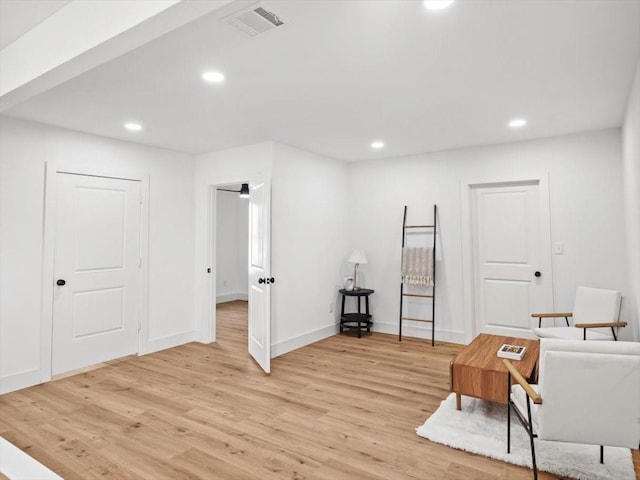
<box><xmin>1</xmin><ymin>301</ymin><xmax>638</xmax><ymax>479</ymax></box>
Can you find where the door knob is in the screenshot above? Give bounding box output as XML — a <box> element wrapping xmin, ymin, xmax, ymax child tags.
<box><xmin>258</xmin><ymin>278</ymin><xmax>265</xmax><ymax>284</ymax></box>
<box><xmin>534</xmin><ymin>271</ymin><xmax>541</xmax><ymax>278</ymax></box>
<box><xmin>56</xmin><ymin>279</ymin><xmax>66</xmax><ymax>286</ymax></box>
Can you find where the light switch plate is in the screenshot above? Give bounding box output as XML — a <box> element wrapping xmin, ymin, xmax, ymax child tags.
<box><xmin>553</xmin><ymin>242</ymin><xmax>564</xmax><ymax>255</ymax></box>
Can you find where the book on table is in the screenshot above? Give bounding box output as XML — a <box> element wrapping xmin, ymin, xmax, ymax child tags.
<box><xmin>497</xmin><ymin>343</ymin><xmax>526</xmax><ymax>360</ymax></box>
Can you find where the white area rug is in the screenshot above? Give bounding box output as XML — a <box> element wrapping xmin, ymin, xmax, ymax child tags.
<box><xmin>416</xmin><ymin>393</ymin><xmax>635</xmax><ymax>480</ymax></box>
<box><xmin>0</xmin><ymin>437</ymin><xmax>63</xmax><ymax>480</ymax></box>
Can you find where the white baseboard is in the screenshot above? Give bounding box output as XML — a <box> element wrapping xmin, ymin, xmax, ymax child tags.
<box><xmin>372</xmin><ymin>321</ymin><xmax>466</xmax><ymax>345</ymax></box>
<box><xmin>140</xmin><ymin>330</ymin><xmax>198</xmax><ymax>355</ymax></box>
<box><xmin>216</xmin><ymin>292</ymin><xmax>248</xmax><ymax>303</ymax></box>
<box><xmin>271</xmin><ymin>324</ymin><xmax>339</xmax><ymax>358</ymax></box>
<box><xmin>0</xmin><ymin>368</ymin><xmax>41</xmax><ymax>395</ymax></box>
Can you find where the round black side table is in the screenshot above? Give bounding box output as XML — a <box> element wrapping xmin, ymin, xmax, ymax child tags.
<box><xmin>338</xmin><ymin>288</ymin><xmax>374</xmax><ymax>338</ymax></box>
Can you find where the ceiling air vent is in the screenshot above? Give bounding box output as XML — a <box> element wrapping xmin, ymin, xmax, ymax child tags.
<box><xmin>224</xmin><ymin>3</ymin><xmax>284</xmax><ymax>37</ymax></box>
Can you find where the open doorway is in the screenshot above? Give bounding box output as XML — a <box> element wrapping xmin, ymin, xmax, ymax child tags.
<box><xmin>215</xmin><ymin>183</ymin><xmax>250</xmax><ymax>348</ymax></box>
<box><xmin>205</xmin><ymin>175</ymin><xmax>272</xmax><ymax>373</ymax></box>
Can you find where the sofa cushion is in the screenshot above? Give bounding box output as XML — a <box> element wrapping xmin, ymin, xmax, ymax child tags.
<box><xmin>533</xmin><ymin>326</ymin><xmax>613</xmax><ymax>341</ymax></box>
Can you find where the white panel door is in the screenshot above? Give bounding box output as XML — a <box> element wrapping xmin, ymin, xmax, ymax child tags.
<box><xmin>248</xmin><ymin>177</ymin><xmax>271</xmax><ymax>373</ymax></box>
<box><xmin>471</xmin><ymin>181</ymin><xmax>553</xmax><ymax>338</ymax></box>
<box><xmin>52</xmin><ymin>173</ymin><xmax>141</xmax><ymax>375</ymax></box>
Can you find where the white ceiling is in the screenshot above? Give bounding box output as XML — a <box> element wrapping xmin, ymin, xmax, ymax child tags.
<box><xmin>0</xmin><ymin>0</ymin><xmax>71</xmax><ymax>49</ymax></box>
<box><xmin>2</xmin><ymin>0</ymin><xmax>639</xmax><ymax>161</ymax></box>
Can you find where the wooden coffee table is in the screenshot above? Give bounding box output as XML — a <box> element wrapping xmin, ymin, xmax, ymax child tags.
<box><xmin>450</xmin><ymin>333</ymin><xmax>539</xmax><ymax>410</ymax></box>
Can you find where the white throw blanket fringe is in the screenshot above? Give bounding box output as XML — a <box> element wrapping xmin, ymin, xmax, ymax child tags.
<box><xmin>402</xmin><ymin>247</ymin><xmax>434</xmax><ymax>287</ymax></box>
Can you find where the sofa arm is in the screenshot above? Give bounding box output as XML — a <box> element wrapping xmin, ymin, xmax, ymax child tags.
<box><xmin>504</xmin><ymin>359</ymin><xmax>542</xmax><ymax>404</ymax></box>
<box><xmin>574</xmin><ymin>321</ymin><xmax>627</xmax><ymax>340</ymax></box>
<box><xmin>531</xmin><ymin>312</ymin><xmax>572</xmax><ymax>328</ymax></box>
<box><xmin>573</xmin><ymin>321</ymin><xmax>627</xmax><ymax>328</ymax></box>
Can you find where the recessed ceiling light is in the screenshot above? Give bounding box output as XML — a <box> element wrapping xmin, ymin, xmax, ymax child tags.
<box><xmin>371</xmin><ymin>141</ymin><xmax>385</xmax><ymax>149</ymax></box>
<box><xmin>202</xmin><ymin>71</ymin><xmax>225</xmax><ymax>83</ymax></box>
<box><xmin>124</xmin><ymin>122</ymin><xmax>142</xmax><ymax>131</ymax></box>
<box><xmin>509</xmin><ymin>118</ymin><xmax>527</xmax><ymax>128</ymax></box>
<box><xmin>423</xmin><ymin>0</ymin><xmax>454</xmax><ymax>11</ymax></box>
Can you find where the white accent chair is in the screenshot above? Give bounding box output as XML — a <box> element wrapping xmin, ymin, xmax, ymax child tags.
<box><xmin>504</xmin><ymin>339</ymin><xmax>640</xmax><ymax>480</ymax></box>
<box><xmin>532</xmin><ymin>286</ymin><xmax>626</xmax><ymax>341</ymax></box>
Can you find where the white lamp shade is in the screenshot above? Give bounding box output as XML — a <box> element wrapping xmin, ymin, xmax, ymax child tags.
<box><xmin>348</xmin><ymin>249</ymin><xmax>368</xmax><ymax>264</ymax></box>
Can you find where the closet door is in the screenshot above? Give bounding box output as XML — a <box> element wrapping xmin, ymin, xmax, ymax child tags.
<box><xmin>471</xmin><ymin>181</ymin><xmax>553</xmax><ymax>338</ymax></box>
<box><xmin>52</xmin><ymin>173</ymin><xmax>141</xmax><ymax>375</ymax></box>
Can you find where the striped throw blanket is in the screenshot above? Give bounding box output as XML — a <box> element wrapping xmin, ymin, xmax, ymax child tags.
<box><xmin>402</xmin><ymin>247</ymin><xmax>434</xmax><ymax>287</ymax></box>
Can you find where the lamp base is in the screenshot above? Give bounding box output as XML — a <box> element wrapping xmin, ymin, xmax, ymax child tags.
<box><xmin>353</xmin><ymin>263</ymin><xmax>360</xmax><ymax>291</ymax></box>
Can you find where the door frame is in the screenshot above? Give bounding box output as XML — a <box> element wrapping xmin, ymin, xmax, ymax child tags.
<box><xmin>460</xmin><ymin>173</ymin><xmax>554</xmax><ymax>342</ymax></box>
<box><xmin>40</xmin><ymin>161</ymin><xmax>150</xmax><ymax>383</ymax></box>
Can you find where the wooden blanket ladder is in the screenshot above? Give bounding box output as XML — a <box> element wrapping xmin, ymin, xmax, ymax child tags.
<box><xmin>399</xmin><ymin>204</ymin><xmax>437</xmax><ymax>346</ymax></box>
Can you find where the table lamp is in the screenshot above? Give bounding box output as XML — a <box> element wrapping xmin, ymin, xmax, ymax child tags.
<box><xmin>348</xmin><ymin>249</ymin><xmax>368</xmax><ymax>290</ymax></box>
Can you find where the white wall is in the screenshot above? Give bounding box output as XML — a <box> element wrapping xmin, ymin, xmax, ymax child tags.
<box><xmin>236</xmin><ymin>192</ymin><xmax>249</xmax><ymax>295</ymax></box>
<box><xmin>270</xmin><ymin>142</ymin><xmax>350</xmax><ymax>355</ymax></box>
<box><xmin>215</xmin><ymin>189</ymin><xmax>248</xmax><ymax>303</ymax></box>
<box><xmin>622</xmin><ymin>62</ymin><xmax>640</xmax><ymax>341</ymax></box>
<box><xmin>348</xmin><ymin>129</ymin><xmax>630</xmax><ymax>343</ymax></box>
<box><xmin>0</xmin><ymin>116</ymin><xmax>196</xmax><ymax>393</ymax></box>
<box><xmin>2</xmin><ymin>115</ymin><xmax>634</xmax><ymax>394</ymax></box>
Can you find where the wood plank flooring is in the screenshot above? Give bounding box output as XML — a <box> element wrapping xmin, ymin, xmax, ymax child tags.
<box><xmin>1</xmin><ymin>301</ymin><xmax>638</xmax><ymax>479</ymax></box>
